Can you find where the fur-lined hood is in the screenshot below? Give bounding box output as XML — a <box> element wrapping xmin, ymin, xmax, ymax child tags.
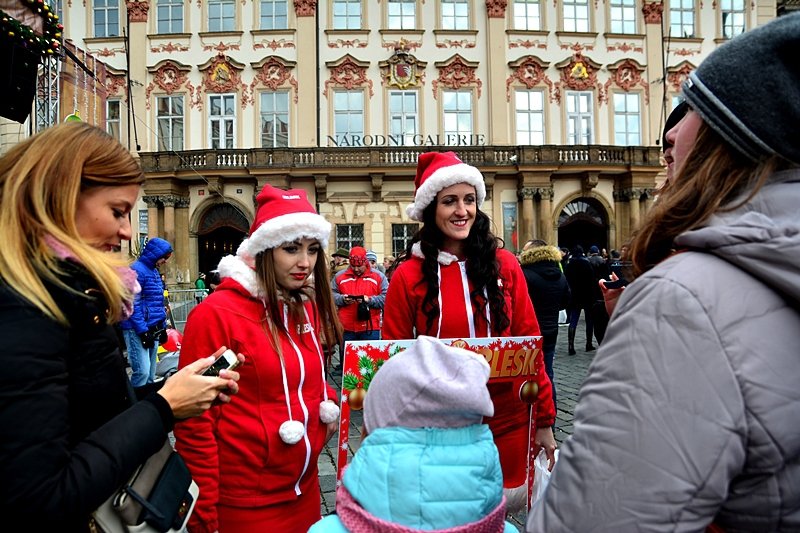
<box><xmin>519</xmin><ymin>245</ymin><xmax>562</xmax><ymax>266</ymax></box>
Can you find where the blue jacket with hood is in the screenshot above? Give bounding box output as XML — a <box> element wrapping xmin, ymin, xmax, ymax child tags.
<box><xmin>120</xmin><ymin>237</ymin><xmax>172</xmax><ymax>334</ymax></box>
<box><xmin>309</xmin><ymin>424</ymin><xmax>517</xmax><ymax>532</ymax></box>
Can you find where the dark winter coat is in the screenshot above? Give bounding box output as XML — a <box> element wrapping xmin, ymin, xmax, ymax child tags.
<box><xmin>564</xmin><ymin>254</ymin><xmax>597</xmax><ymax>307</ymax></box>
<box><xmin>120</xmin><ymin>237</ymin><xmax>172</xmax><ymax>334</ymax></box>
<box><xmin>0</xmin><ymin>262</ymin><xmax>173</xmax><ymax>532</ymax></box>
<box><xmin>519</xmin><ymin>246</ymin><xmax>571</xmax><ymax>337</ymax></box>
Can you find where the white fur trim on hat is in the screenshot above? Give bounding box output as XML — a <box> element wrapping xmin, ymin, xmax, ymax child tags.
<box><xmin>279</xmin><ymin>420</ymin><xmax>305</xmax><ymax>445</ymax></box>
<box><xmin>237</xmin><ymin>212</ymin><xmax>331</xmax><ymax>260</ymax></box>
<box><xmin>406</xmin><ymin>163</ymin><xmax>486</xmax><ymax>221</ymax></box>
<box><xmin>217</xmin><ymin>255</ymin><xmax>262</xmax><ymax>298</ymax></box>
<box><xmin>319</xmin><ymin>400</ymin><xmax>340</xmax><ymax>424</ymax></box>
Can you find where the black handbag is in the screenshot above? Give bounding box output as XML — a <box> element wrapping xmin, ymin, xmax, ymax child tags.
<box><xmin>90</xmin><ymin>440</ymin><xmax>198</xmax><ymax>533</ymax></box>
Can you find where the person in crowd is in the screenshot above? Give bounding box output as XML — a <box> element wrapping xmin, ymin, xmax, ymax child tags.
<box><xmin>382</xmin><ymin>151</ymin><xmax>556</xmax><ymax>511</ymax></box>
<box><xmin>586</xmin><ymin>245</ymin><xmax>610</xmax><ymax>345</ymax></box>
<box><xmin>0</xmin><ymin>122</ymin><xmax>241</xmax><ymax>530</ymax></box>
<box><xmin>175</xmin><ymin>185</ymin><xmax>343</xmax><ymax>532</ymax></box>
<box><xmin>563</xmin><ymin>245</ymin><xmax>596</xmax><ymax>355</ymax></box>
<box><xmin>330</xmin><ymin>247</ymin><xmax>350</xmax><ymax>279</ymax></box>
<box><xmin>332</xmin><ymin>247</ymin><xmax>388</xmax><ymax>350</ymax></box>
<box><xmin>120</xmin><ymin>237</ymin><xmax>173</xmax><ymax>386</ymax></box>
<box><xmin>207</xmin><ymin>270</ymin><xmax>221</xmax><ymax>293</ymax></box>
<box><xmin>366</xmin><ymin>249</ymin><xmax>385</xmax><ymax>273</ymax></box>
<box><xmin>309</xmin><ymin>336</ymin><xmax>517</xmax><ymax>533</ymax></box>
<box><xmin>194</xmin><ymin>271</ymin><xmax>207</xmax><ymax>304</ymax></box>
<box><xmin>519</xmin><ymin>240</ymin><xmax>570</xmax><ymax>413</ymax></box>
<box><xmin>528</xmin><ymin>15</ymin><xmax>800</xmax><ymax>531</ymax></box>
<box><xmin>383</xmin><ymin>255</ymin><xmax>395</xmax><ymax>273</ymax></box>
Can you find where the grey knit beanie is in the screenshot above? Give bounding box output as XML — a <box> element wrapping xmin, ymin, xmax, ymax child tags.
<box><xmin>363</xmin><ymin>336</ymin><xmax>494</xmax><ymax>434</ymax></box>
<box><xmin>681</xmin><ymin>13</ymin><xmax>800</xmax><ymax>164</ymax></box>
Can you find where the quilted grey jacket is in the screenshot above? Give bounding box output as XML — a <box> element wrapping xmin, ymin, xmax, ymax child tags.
<box><xmin>527</xmin><ymin>169</ymin><xmax>800</xmax><ymax>532</ymax></box>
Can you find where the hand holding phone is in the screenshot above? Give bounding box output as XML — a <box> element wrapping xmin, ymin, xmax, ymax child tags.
<box><xmin>603</xmin><ymin>278</ymin><xmax>628</xmax><ymax>290</ymax></box>
<box><xmin>203</xmin><ymin>349</ymin><xmax>241</xmax><ymax>377</ymax></box>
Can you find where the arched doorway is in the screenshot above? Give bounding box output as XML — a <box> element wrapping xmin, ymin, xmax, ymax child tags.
<box><xmin>557</xmin><ymin>198</ymin><xmax>608</xmax><ymax>253</ymax></box>
<box><xmin>197</xmin><ymin>203</ymin><xmax>249</xmax><ymax>274</ymax></box>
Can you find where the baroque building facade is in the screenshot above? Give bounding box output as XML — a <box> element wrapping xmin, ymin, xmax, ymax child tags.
<box><xmin>0</xmin><ymin>0</ymin><xmax>778</xmax><ymax>284</ymax></box>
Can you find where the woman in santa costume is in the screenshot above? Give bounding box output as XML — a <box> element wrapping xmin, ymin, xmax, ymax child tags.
<box><xmin>175</xmin><ymin>185</ymin><xmax>342</xmax><ymax>532</ymax></box>
<box><xmin>382</xmin><ymin>151</ymin><xmax>557</xmax><ymax>509</ymax></box>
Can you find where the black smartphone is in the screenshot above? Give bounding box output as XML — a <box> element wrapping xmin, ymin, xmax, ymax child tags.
<box><xmin>604</xmin><ymin>278</ymin><xmax>628</xmax><ymax>290</ymax></box>
<box><xmin>203</xmin><ymin>349</ymin><xmax>240</xmax><ymax>377</ymax></box>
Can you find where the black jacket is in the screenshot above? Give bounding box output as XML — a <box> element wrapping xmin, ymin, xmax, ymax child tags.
<box><xmin>0</xmin><ymin>262</ymin><xmax>173</xmax><ymax>532</ymax></box>
<box><xmin>565</xmin><ymin>254</ymin><xmax>598</xmax><ymax>307</ymax></box>
<box><xmin>519</xmin><ymin>246</ymin><xmax>571</xmax><ymax>337</ymax></box>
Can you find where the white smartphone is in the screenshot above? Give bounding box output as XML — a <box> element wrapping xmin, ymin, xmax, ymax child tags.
<box><xmin>202</xmin><ymin>349</ymin><xmax>240</xmax><ymax>377</ymax></box>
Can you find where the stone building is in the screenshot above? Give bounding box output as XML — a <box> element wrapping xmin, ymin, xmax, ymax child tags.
<box><xmin>0</xmin><ymin>0</ymin><xmax>778</xmax><ymax>284</ymax></box>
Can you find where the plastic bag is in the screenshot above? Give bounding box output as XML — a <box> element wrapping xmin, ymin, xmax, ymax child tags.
<box><xmin>532</xmin><ymin>448</ymin><xmax>558</xmax><ymax>504</ymax></box>
<box><xmin>558</xmin><ymin>309</ymin><xmax>568</xmax><ymax>324</ymax></box>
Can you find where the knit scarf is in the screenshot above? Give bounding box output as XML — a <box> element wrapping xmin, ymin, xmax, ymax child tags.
<box><xmin>45</xmin><ymin>235</ymin><xmax>140</xmax><ymax>320</ymax></box>
<box><xmin>335</xmin><ymin>482</ymin><xmax>508</xmax><ymax>533</ymax></box>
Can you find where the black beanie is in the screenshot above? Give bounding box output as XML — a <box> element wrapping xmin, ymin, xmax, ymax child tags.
<box><xmin>662</xmin><ymin>101</ymin><xmax>689</xmax><ymax>149</ymax></box>
<box><xmin>681</xmin><ymin>13</ymin><xmax>800</xmax><ymax>164</ymax></box>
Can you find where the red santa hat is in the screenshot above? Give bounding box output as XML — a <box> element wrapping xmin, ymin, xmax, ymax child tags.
<box><xmin>237</xmin><ymin>185</ymin><xmax>331</xmax><ymax>263</ymax></box>
<box><xmin>406</xmin><ymin>151</ymin><xmax>486</xmax><ymax>221</ymax></box>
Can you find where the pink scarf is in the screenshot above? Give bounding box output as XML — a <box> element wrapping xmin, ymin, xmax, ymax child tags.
<box><xmin>335</xmin><ymin>482</ymin><xmax>508</xmax><ymax>533</ymax></box>
<box><xmin>45</xmin><ymin>235</ymin><xmax>140</xmax><ymax>320</ymax></box>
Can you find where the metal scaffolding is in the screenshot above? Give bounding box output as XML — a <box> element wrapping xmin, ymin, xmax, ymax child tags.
<box><xmin>35</xmin><ymin>54</ymin><xmax>61</xmax><ymax>131</ymax></box>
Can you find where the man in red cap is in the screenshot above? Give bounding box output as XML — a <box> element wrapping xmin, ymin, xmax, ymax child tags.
<box><xmin>331</xmin><ymin>246</ymin><xmax>388</xmax><ymax>371</ymax></box>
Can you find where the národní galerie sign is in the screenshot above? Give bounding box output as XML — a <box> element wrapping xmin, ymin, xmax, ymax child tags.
<box><xmin>327</xmin><ymin>133</ymin><xmax>487</xmax><ymax>147</ymax></box>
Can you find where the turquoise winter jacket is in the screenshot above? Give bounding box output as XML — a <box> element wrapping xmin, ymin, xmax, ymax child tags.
<box><xmin>309</xmin><ymin>424</ymin><xmax>517</xmax><ymax>532</ymax></box>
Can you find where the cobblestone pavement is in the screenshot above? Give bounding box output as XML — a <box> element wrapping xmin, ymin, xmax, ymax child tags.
<box><xmin>317</xmin><ymin>317</ymin><xmax>597</xmax><ymax>530</ymax></box>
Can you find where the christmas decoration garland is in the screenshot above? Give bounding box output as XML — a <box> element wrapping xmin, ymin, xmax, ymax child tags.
<box><xmin>1</xmin><ymin>0</ymin><xmax>63</xmax><ymax>57</ymax></box>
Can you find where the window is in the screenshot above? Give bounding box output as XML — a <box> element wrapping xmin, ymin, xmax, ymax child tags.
<box><xmin>609</xmin><ymin>0</ymin><xmax>636</xmax><ymax>33</ymax></box>
<box><xmin>566</xmin><ymin>91</ymin><xmax>593</xmax><ymax>144</ymax></box>
<box><xmin>392</xmin><ymin>224</ymin><xmax>418</xmax><ymax>257</ymax></box>
<box><xmin>441</xmin><ymin>0</ymin><xmax>469</xmax><ymax>30</ymax></box>
<box><xmin>156</xmin><ymin>0</ymin><xmax>183</xmax><ymax>33</ymax></box>
<box><xmin>260</xmin><ymin>0</ymin><xmax>288</xmax><ymax>30</ymax></box>
<box><xmin>387</xmin><ymin>0</ymin><xmax>415</xmax><ymax>29</ymax></box>
<box><xmin>94</xmin><ymin>0</ymin><xmax>119</xmax><ymax>37</ymax></box>
<box><xmin>260</xmin><ymin>91</ymin><xmax>289</xmax><ymax>147</ymax></box>
<box><xmin>515</xmin><ymin>90</ymin><xmax>545</xmax><ymax>145</ymax></box>
<box><xmin>138</xmin><ymin>210</ymin><xmax>149</xmax><ymax>250</ymax></box>
<box><xmin>333</xmin><ymin>90</ymin><xmax>364</xmax><ymax>145</ymax></box>
<box><xmin>442</xmin><ymin>90</ymin><xmax>473</xmax><ymax>142</ymax></box>
<box><xmin>336</xmin><ymin>224</ymin><xmax>364</xmax><ymax>251</ymax></box>
<box><xmin>389</xmin><ymin>90</ymin><xmax>418</xmax><ymax>146</ymax></box>
<box><xmin>156</xmin><ymin>95</ymin><xmax>184</xmax><ymax>151</ymax></box>
<box><xmin>333</xmin><ymin>0</ymin><xmax>361</xmax><ymax>29</ymax></box>
<box><xmin>209</xmin><ymin>94</ymin><xmax>236</xmax><ymax>149</ymax></box>
<box><xmin>208</xmin><ymin>0</ymin><xmax>235</xmax><ymax>32</ymax></box>
<box><xmin>669</xmin><ymin>0</ymin><xmax>695</xmax><ymax>37</ymax></box>
<box><xmin>563</xmin><ymin>0</ymin><xmax>589</xmax><ymax>32</ymax></box>
<box><xmin>106</xmin><ymin>99</ymin><xmax>121</xmax><ymax>140</ymax></box>
<box><xmin>513</xmin><ymin>0</ymin><xmax>541</xmax><ymax>31</ymax></box>
<box><xmin>720</xmin><ymin>0</ymin><xmax>745</xmax><ymax>38</ymax></box>
<box><xmin>613</xmin><ymin>93</ymin><xmax>640</xmax><ymax>145</ymax></box>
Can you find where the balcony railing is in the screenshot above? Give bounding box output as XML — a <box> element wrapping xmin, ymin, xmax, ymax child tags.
<box><xmin>138</xmin><ymin>145</ymin><xmax>663</xmax><ymax>174</ymax></box>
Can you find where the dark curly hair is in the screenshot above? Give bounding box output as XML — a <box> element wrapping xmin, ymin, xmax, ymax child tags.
<box><xmin>396</xmin><ymin>200</ymin><xmax>510</xmax><ymax>335</ymax></box>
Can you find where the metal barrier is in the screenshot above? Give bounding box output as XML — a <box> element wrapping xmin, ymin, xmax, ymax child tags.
<box><xmin>166</xmin><ymin>289</ymin><xmax>207</xmax><ymax>332</ymax></box>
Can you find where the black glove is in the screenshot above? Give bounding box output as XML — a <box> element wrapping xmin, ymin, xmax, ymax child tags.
<box><xmin>139</xmin><ymin>330</ymin><xmax>155</xmax><ymax>349</ymax></box>
<box><xmin>157</xmin><ymin>327</ymin><xmax>168</xmax><ymax>344</ymax></box>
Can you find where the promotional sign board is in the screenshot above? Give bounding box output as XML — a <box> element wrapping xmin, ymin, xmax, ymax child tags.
<box><xmin>336</xmin><ymin>335</ymin><xmax>544</xmax><ymax>504</ymax></box>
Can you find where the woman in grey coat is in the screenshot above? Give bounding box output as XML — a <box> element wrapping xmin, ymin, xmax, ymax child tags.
<box><xmin>527</xmin><ymin>14</ymin><xmax>800</xmax><ymax>532</ymax></box>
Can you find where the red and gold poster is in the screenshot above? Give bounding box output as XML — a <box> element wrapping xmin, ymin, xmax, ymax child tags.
<box><xmin>335</xmin><ymin>335</ymin><xmax>543</xmax><ymax>503</ymax></box>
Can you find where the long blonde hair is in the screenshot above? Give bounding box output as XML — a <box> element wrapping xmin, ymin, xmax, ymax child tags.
<box><xmin>0</xmin><ymin>122</ymin><xmax>145</xmax><ymax>324</ymax></box>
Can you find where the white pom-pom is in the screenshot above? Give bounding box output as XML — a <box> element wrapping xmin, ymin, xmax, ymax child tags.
<box><xmin>319</xmin><ymin>400</ymin><xmax>340</xmax><ymax>424</ymax></box>
<box><xmin>279</xmin><ymin>420</ymin><xmax>305</xmax><ymax>444</ymax></box>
